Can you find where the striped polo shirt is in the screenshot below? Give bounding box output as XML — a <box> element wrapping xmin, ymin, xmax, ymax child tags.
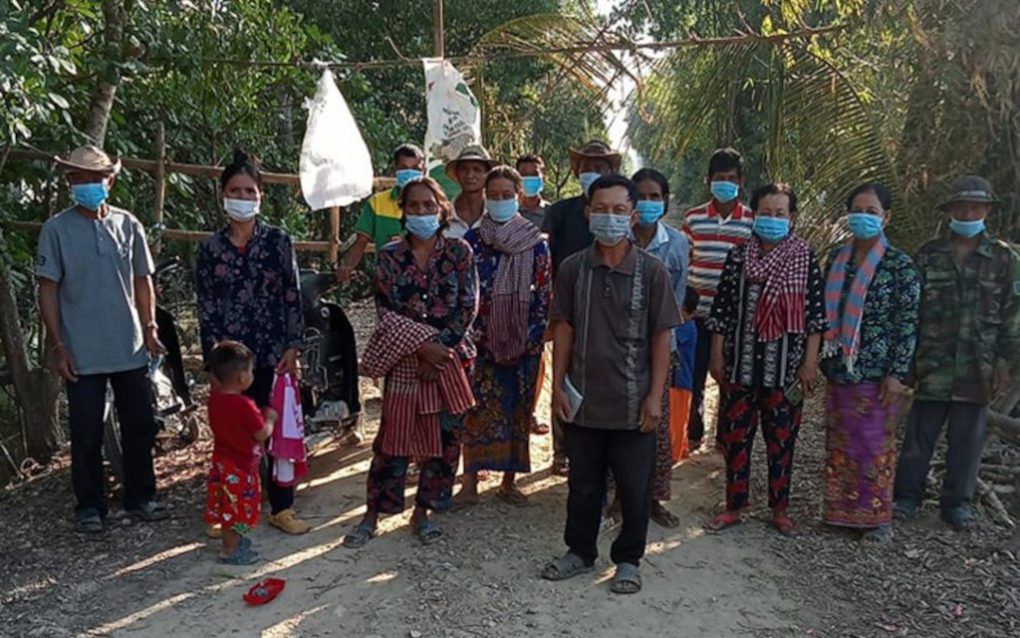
<box><xmin>682</xmin><ymin>199</ymin><xmax>754</xmax><ymax>317</ymax></box>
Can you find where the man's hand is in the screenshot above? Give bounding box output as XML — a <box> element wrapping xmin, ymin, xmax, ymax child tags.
<box><xmin>994</xmin><ymin>367</ymin><xmax>1012</xmax><ymax>397</ymax></box>
<box><xmin>263</xmin><ymin>407</ymin><xmax>279</xmax><ymax>425</ymax></box>
<box><xmin>144</xmin><ymin>325</ymin><xmax>166</xmax><ymax>358</ymax></box>
<box><xmin>417</xmin><ymin>341</ymin><xmax>454</xmax><ymax>369</ymax></box>
<box><xmin>51</xmin><ymin>344</ymin><xmax>78</xmax><ymax>383</ymax></box>
<box><xmin>276</xmin><ymin>348</ymin><xmax>300</xmax><ymax>377</ymax></box>
<box><xmin>418</xmin><ymin>358</ymin><xmax>440</xmax><ymax>382</ymax></box>
<box><xmin>336</xmin><ymin>264</ymin><xmax>353</xmax><ymax>284</ymax></box>
<box><xmin>552</xmin><ymin>389</ymin><xmax>572</xmax><ymax>423</ymax></box>
<box><xmin>879</xmin><ymin>376</ymin><xmax>909</xmax><ymax>407</ymax></box>
<box><xmin>638</xmin><ymin>392</ymin><xmax>661</xmax><ymax>433</ymax></box>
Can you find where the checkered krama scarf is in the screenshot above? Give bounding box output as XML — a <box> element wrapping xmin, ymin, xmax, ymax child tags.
<box><xmin>743</xmin><ymin>234</ymin><xmax>811</xmax><ymax>342</ymax></box>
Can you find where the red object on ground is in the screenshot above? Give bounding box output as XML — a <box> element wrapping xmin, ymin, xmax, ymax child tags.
<box><xmin>243</xmin><ymin>578</ymin><xmax>285</xmax><ymax>606</ymax></box>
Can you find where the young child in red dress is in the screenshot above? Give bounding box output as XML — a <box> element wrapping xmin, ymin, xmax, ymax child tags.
<box><xmin>205</xmin><ymin>341</ymin><xmax>276</xmax><ymax>565</ymax></box>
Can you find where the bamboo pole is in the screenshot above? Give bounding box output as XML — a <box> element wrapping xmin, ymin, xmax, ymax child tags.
<box><xmin>328</xmin><ymin>206</ymin><xmax>341</xmax><ymax>264</ymax></box>
<box><xmin>433</xmin><ymin>0</ymin><xmax>445</xmax><ymax>58</ymax></box>
<box><xmin>152</xmin><ymin>121</ymin><xmax>166</xmax><ymax>255</ymax></box>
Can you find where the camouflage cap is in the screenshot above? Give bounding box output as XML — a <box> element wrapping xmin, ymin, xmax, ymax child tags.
<box><xmin>938</xmin><ymin>175</ymin><xmax>998</xmax><ymax>210</ymax></box>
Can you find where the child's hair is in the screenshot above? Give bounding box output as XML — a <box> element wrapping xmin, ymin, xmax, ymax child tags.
<box><xmin>682</xmin><ymin>286</ymin><xmax>700</xmax><ymax>314</ymax></box>
<box><xmin>209</xmin><ymin>340</ymin><xmax>254</xmax><ymax>384</ymax></box>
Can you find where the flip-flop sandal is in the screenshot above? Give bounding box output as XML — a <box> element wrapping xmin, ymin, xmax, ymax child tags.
<box><xmin>531</xmin><ymin>419</ymin><xmax>550</xmax><ymax>435</ymax></box>
<box><xmin>129</xmin><ymin>502</ymin><xmax>170</xmax><ymax>522</ymax></box>
<box><xmin>610</xmin><ymin>563</ymin><xmax>642</xmax><ymax>595</ymax></box>
<box><xmin>942</xmin><ymin>509</ymin><xmax>977</xmax><ymax>532</ymax></box>
<box><xmin>770</xmin><ymin>515</ymin><xmax>799</xmax><ymax>537</ymax></box>
<box><xmin>342</xmin><ymin>523</ymin><xmax>377</xmax><ymax>549</ymax></box>
<box><xmin>651</xmin><ymin>504</ymin><xmax>680</xmax><ymax>529</ymax></box>
<box><xmin>416</xmin><ymin>519</ymin><xmax>443</xmax><ymax>545</ymax></box>
<box><xmin>552</xmin><ymin>460</ymin><xmax>569</xmax><ymax>477</ymax></box>
<box><xmin>541</xmin><ymin>552</ymin><xmax>593</xmax><ymax>581</ymax></box>
<box><xmin>218</xmin><ymin>545</ymin><xmax>261</xmax><ymax>565</ymax></box>
<box><xmin>705</xmin><ymin>512</ymin><xmax>742</xmax><ymax>532</ymax></box>
<box><xmin>450</xmin><ymin>491</ymin><xmax>480</xmax><ymax>511</ymax></box>
<box><xmin>863</xmin><ymin>525</ymin><xmax>894</xmax><ymax>544</ymax></box>
<box><xmin>496</xmin><ymin>486</ymin><xmax>528</xmax><ymax>506</ymax></box>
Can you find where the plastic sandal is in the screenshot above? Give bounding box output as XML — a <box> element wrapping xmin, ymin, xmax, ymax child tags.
<box><xmin>541</xmin><ymin>553</ymin><xmax>593</xmax><ymax>581</ymax></box>
<box><xmin>770</xmin><ymin>514</ymin><xmax>799</xmax><ymax>537</ymax></box>
<box><xmin>705</xmin><ymin>511</ymin><xmax>742</xmax><ymax>532</ymax></box>
<box><xmin>244</xmin><ymin>578</ymin><xmax>285</xmax><ymax>605</ymax></box>
<box><xmin>416</xmin><ymin>519</ymin><xmax>443</xmax><ymax>545</ymax></box>
<box><xmin>218</xmin><ymin>545</ymin><xmax>261</xmax><ymax>565</ymax></box>
<box><xmin>342</xmin><ymin>523</ymin><xmax>377</xmax><ymax>549</ymax></box>
<box><xmin>610</xmin><ymin>563</ymin><xmax>642</xmax><ymax>594</ymax></box>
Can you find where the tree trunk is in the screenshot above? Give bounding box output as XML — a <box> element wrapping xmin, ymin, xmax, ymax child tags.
<box><xmin>83</xmin><ymin>0</ymin><xmax>127</xmax><ymax>144</ymax></box>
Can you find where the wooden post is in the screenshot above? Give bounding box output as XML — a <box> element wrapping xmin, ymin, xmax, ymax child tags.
<box><xmin>433</xmin><ymin>0</ymin><xmax>444</xmax><ymax>57</ymax></box>
<box><xmin>328</xmin><ymin>206</ymin><xmax>341</xmax><ymax>265</ymax></box>
<box><xmin>153</xmin><ymin>121</ymin><xmax>166</xmax><ymax>255</ymax></box>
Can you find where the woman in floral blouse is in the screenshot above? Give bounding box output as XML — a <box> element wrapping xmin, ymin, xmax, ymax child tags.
<box><xmin>820</xmin><ymin>183</ymin><xmax>921</xmax><ymax>542</ymax></box>
<box><xmin>459</xmin><ymin>166</ymin><xmax>551</xmax><ymax>507</ymax></box>
<box><xmin>344</xmin><ymin>177</ymin><xmax>479</xmax><ymax>548</ymax></box>
<box><xmin>706</xmin><ymin>183</ymin><xmax>827</xmax><ymax>536</ymax></box>
<box><xmin>195</xmin><ymin>150</ymin><xmax>310</xmax><ymax>536</ymax></box>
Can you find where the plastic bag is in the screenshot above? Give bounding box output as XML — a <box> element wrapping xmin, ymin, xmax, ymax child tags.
<box><xmin>269</xmin><ymin>373</ymin><xmax>308</xmax><ymax>487</ymax></box>
<box><xmin>299</xmin><ymin>69</ymin><xmax>374</xmax><ymax>210</ymax></box>
<box><xmin>423</xmin><ymin>58</ymin><xmax>482</xmax><ymax>162</ymax></box>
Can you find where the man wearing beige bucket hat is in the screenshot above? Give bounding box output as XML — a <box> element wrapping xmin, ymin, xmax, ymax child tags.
<box><xmin>36</xmin><ymin>144</ymin><xmax>168</xmax><ymax>533</ymax></box>
<box><xmin>444</xmin><ymin>144</ymin><xmax>497</xmax><ymax>239</ymax></box>
<box><xmin>541</xmin><ymin>140</ymin><xmax>620</xmax><ymax>476</ymax></box>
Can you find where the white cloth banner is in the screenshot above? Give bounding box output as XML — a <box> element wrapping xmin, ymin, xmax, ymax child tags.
<box><xmin>299</xmin><ymin>69</ymin><xmax>374</xmax><ymax>210</ymax></box>
<box><xmin>423</xmin><ymin>58</ymin><xmax>482</xmax><ymax>162</ymax></box>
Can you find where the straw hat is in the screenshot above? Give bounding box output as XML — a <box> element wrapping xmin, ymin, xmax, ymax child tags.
<box><xmin>54</xmin><ymin>144</ymin><xmax>122</xmax><ymax>174</ymax></box>
<box><xmin>445</xmin><ymin>144</ymin><xmax>496</xmax><ymax>182</ymax></box>
<box><xmin>568</xmin><ymin>140</ymin><xmax>621</xmax><ymax>175</ymax></box>
<box><xmin>937</xmin><ymin>175</ymin><xmax>998</xmax><ymax>210</ymax></box>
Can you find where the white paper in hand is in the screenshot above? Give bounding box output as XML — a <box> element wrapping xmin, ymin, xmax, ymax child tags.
<box><xmin>300</xmin><ymin>69</ymin><xmax>374</xmax><ymax>210</ymax></box>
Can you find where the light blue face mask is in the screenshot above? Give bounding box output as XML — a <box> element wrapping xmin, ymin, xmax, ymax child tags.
<box><xmin>710</xmin><ymin>180</ymin><xmax>740</xmax><ymax>203</ymax></box>
<box><xmin>949</xmin><ymin>217</ymin><xmax>986</xmax><ymax>238</ymax></box>
<box><xmin>405</xmin><ymin>214</ymin><xmax>440</xmax><ymax>240</ymax></box>
<box><xmin>635</xmin><ymin>200</ymin><xmax>665</xmax><ymax>226</ymax></box>
<box><xmin>522</xmin><ymin>176</ymin><xmax>544</xmax><ymax>198</ymax></box>
<box><xmin>589</xmin><ymin>212</ymin><xmax>632</xmax><ymax>246</ymax></box>
<box><xmin>71</xmin><ymin>181</ymin><xmax>110</xmax><ymax>211</ymax></box>
<box><xmin>752</xmin><ymin>215</ymin><xmax>790</xmax><ymax>242</ymax></box>
<box><xmin>847</xmin><ymin>212</ymin><xmax>885</xmax><ymax>240</ymax></box>
<box><xmin>579</xmin><ymin>172</ymin><xmax>601</xmax><ymax>195</ymax></box>
<box><xmin>486</xmin><ymin>197</ymin><xmax>519</xmax><ymax>223</ymax></box>
<box><xmin>395</xmin><ymin>169</ymin><xmax>423</xmax><ymax>189</ymax></box>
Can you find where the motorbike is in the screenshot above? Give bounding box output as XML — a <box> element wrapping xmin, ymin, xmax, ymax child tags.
<box><xmin>298</xmin><ymin>268</ymin><xmax>362</xmax><ymax>439</ymax></box>
<box><xmin>103</xmin><ymin>257</ymin><xmax>198</xmax><ymax>483</ymax></box>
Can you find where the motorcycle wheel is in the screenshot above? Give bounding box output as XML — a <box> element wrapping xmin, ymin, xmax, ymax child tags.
<box><xmin>103</xmin><ymin>386</ymin><xmax>126</xmax><ymax>485</ymax></box>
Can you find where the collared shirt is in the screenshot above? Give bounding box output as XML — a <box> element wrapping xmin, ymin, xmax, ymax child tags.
<box><xmin>375</xmin><ymin>234</ymin><xmax>479</xmax><ymax>362</ymax></box>
<box><xmin>543</xmin><ymin>195</ymin><xmax>593</xmax><ymax>275</ymax></box>
<box><xmin>551</xmin><ymin>242</ymin><xmax>680</xmax><ymax>430</ymax></box>
<box><xmin>354</xmin><ymin>188</ymin><xmax>403</xmax><ymax>248</ymax></box>
<box><xmin>633</xmin><ymin>221</ymin><xmax>690</xmax><ymax>307</ymax></box>
<box><xmin>912</xmin><ymin>233</ymin><xmax>1020</xmax><ymax>403</ymax></box>
<box><xmin>195</xmin><ymin>220</ymin><xmax>304</xmax><ymax>369</ymax></box>
<box><xmin>444</xmin><ymin>196</ymin><xmax>485</xmax><ymax>239</ymax></box>
<box><xmin>821</xmin><ymin>246</ymin><xmax>921</xmax><ymax>385</ymax></box>
<box><xmin>683</xmin><ymin>199</ymin><xmax>755</xmax><ymax>317</ymax></box>
<box><xmin>706</xmin><ymin>240</ymin><xmax>827</xmax><ymax>389</ymax></box>
<box><xmin>520</xmin><ymin>198</ymin><xmax>550</xmax><ymax>232</ymax></box>
<box><xmin>36</xmin><ymin>206</ymin><xmax>155</xmax><ymax>375</ymax></box>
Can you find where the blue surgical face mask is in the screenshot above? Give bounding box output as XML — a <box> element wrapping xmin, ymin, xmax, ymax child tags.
<box><xmin>710</xmin><ymin>180</ymin><xmax>740</xmax><ymax>203</ymax></box>
<box><xmin>395</xmin><ymin>169</ymin><xmax>423</xmax><ymax>189</ymax></box>
<box><xmin>589</xmin><ymin>212</ymin><xmax>632</xmax><ymax>246</ymax></box>
<box><xmin>579</xmin><ymin>172</ymin><xmax>601</xmax><ymax>195</ymax></box>
<box><xmin>847</xmin><ymin>212</ymin><xmax>884</xmax><ymax>240</ymax></box>
<box><xmin>71</xmin><ymin>181</ymin><xmax>109</xmax><ymax>211</ymax></box>
<box><xmin>949</xmin><ymin>217</ymin><xmax>986</xmax><ymax>238</ymax></box>
<box><xmin>405</xmin><ymin>214</ymin><xmax>440</xmax><ymax>240</ymax></box>
<box><xmin>522</xmin><ymin>176</ymin><xmax>544</xmax><ymax>198</ymax></box>
<box><xmin>752</xmin><ymin>215</ymin><xmax>790</xmax><ymax>242</ymax></box>
<box><xmin>486</xmin><ymin>197</ymin><xmax>519</xmax><ymax>223</ymax></box>
<box><xmin>635</xmin><ymin>200</ymin><xmax>665</xmax><ymax>227</ymax></box>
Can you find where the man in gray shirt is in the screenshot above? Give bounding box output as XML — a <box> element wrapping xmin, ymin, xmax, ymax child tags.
<box><xmin>36</xmin><ymin>145</ymin><xmax>167</xmax><ymax>533</ymax></box>
<box><xmin>541</xmin><ymin>175</ymin><xmax>679</xmax><ymax>594</ymax></box>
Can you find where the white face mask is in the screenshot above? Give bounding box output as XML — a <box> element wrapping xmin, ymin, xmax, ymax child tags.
<box><xmin>223</xmin><ymin>197</ymin><xmax>260</xmax><ymax>222</ymax></box>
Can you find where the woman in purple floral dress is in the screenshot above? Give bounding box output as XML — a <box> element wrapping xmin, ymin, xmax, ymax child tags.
<box><xmin>195</xmin><ymin>150</ymin><xmax>311</xmax><ymax>536</ymax></box>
